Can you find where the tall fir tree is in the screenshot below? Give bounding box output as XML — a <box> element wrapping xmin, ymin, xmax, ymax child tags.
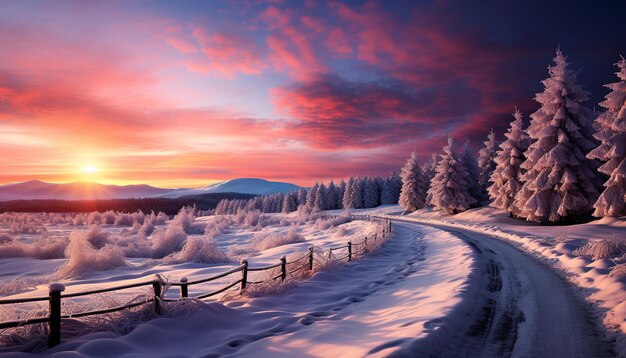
<box><xmin>488</xmin><ymin>109</ymin><xmax>530</xmax><ymax>216</ymax></box>
<box><xmin>282</xmin><ymin>191</ymin><xmax>298</xmax><ymax>213</ymax></box>
<box><xmin>399</xmin><ymin>151</ymin><xmax>428</xmax><ymax>212</ymax></box>
<box><xmin>461</xmin><ymin>140</ymin><xmax>483</xmax><ymax>205</ymax></box>
<box><xmin>428</xmin><ymin>137</ymin><xmax>477</xmax><ymax>214</ymax></box>
<box><xmin>380</xmin><ymin>179</ymin><xmax>395</xmax><ymax>205</ymax></box>
<box><xmin>327</xmin><ymin>180</ymin><xmax>338</xmax><ymax>209</ymax></box>
<box><xmin>515</xmin><ymin>49</ymin><xmax>599</xmax><ymax>223</ymax></box>
<box><xmin>342</xmin><ymin>177</ymin><xmax>354</xmax><ymax>211</ymax></box>
<box><xmin>314</xmin><ymin>183</ymin><xmax>329</xmax><ymax>211</ymax></box>
<box><xmin>587</xmin><ymin>57</ymin><xmax>626</xmax><ymax>217</ymax></box>
<box><xmin>305</xmin><ymin>183</ymin><xmax>319</xmax><ymax>212</ymax></box>
<box><xmin>478</xmin><ymin>128</ymin><xmax>499</xmax><ymax>196</ymax></box>
<box><xmin>351</xmin><ymin>177</ymin><xmax>364</xmax><ymax>209</ymax></box>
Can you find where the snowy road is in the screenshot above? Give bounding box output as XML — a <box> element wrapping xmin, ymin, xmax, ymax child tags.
<box><xmin>387</xmin><ymin>217</ymin><xmax>612</xmax><ymax>358</ymax></box>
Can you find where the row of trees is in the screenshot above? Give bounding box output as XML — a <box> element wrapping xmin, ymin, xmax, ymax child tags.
<box><xmin>214</xmin><ymin>174</ymin><xmax>404</xmax><ymax>215</ymax></box>
<box><xmin>400</xmin><ymin>50</ymin><xmax>626</xmax><ymax>222</ymax></box>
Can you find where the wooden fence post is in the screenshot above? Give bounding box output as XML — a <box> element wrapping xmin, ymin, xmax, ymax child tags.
<box><xmin>308</xmin><ymin>246</ymin><xmax>314</xmax><ymax>270</ymax></box>
<box><xmin>48</xmin><ymin>283</ymin><xmax>65</xmax><ymax>348</ymax></box>
<box><xmin>152</xmin><ymin>278</ymin><xmax>162</xmax><ymax>314</ymax></box>
<box><xmin>364</xmin><ymin>237</ymin><xmax>368</xmax><ymax>253</ymax></box>
<box><xmin>347</xmin><ymin>242</ymin><xmax>352</xmax><ymax>262</ymax></box>
<box><xmin>180</xmin><ymin>277</ymin><xmax>188</xmax><ymax>298</ymax></box>
<box><xmin>240</xmin><ymin>259</ymin><xmax>248</xmax><ymax>291</ymax></box>
<box><xmin>280</xmin><ymin>255</ymin><xmax>287</xmax><ymax>282</ymax></box>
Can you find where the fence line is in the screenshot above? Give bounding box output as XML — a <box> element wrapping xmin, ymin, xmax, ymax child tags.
<box><xmin>0</xmin><ymin>214</ymin><xmax>391</xmax><ymax>348</ymax></box>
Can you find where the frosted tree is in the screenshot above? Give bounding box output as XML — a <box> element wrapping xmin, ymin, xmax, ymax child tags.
<box><xmin>314</xmin><ymin>183</ymin><xmax>328</xmax><ymax>211</ymax></box>
<box><xmin>337</xmin><ymin>179</ymin><xmax>346</xmax><ymax>209</ymax></box>
<box><xmin>387</xmin><ymin>171</ymin><xmax>402</xmax><ymax>203</ymax></box>
<box><xmin>399</xmin><ymin>151</ymin><xmax>428</xmax><ymax>212</ymax></box>
<box><xmin>351</xmin><ymin>177</ymin><xmax>364</xmax><ymax>209</ymax></box>
<box><xmin>282</xmin><ymin>191</ymin><xmax>298</xmax><ymax>213</ymax></box>
<box><xmin>380</xmin><ymin>179</ymin><xmax>395</xmax><ymax>205</ymax></box>
<box><xmin>478</xmin><ymin>129</ymin><xmax>499</xmax><ymax>194</ymax></box>
<box><xmin>428</xmin><ymin>137</ymin><xmax>477</xmax><ymax>214</ymax></box>
<box><xmin>296</xmin><ymin>188</ymin><xmax>308</xmax><ymax>207</ymax></box>
<box><xmin>587</xmin><ymin>57</ymin><xmax>626</xmax><ymax>217</ymax></box>
<box><xmin>515</xmin><ymin>49</ymin><xmax>599</xmax><ymax>223</ymax></box>
<box><xmin>362</xmin><ymin>177</ymin><xmax>379</xmax><ymax>208</ymax></box>
<box><xmin>488</xmin><ymin>109</ymin><xmax>530</xmax><ymax>216</ymax></box>
<box><xmin>461</xmin><ymin>141</ymin><xmax>483</xmax><ymax>204</ymax></box>
<box><xmin>422</xmin><ymin>153</ymin><xmax>438</xmax><ymax>182</ymax></box>
<box><xmin>305</xmin><ymin>183</ymin><xmax>319</xmax><ymax>212</ymax></box>
<box><xmin>342</xmin><ymin>177</ymin><xmax>354</xmax><ymax>211</ymax></box>
<box><xmin>326</xmin><ymin>181</ymin><xmax>337</xmax><ymax>209</ymax></box>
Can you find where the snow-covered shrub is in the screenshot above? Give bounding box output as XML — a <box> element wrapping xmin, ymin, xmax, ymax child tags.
<box><xmin>86</xmin><ymin>211</ymin><xmax>102</xmax><ymax>226</ymax></box>
<box><xmin>171</xmin><ymin>207</ymin><xmax>205</xmax><ymax>234</ymax></box>
<box><xmin>83</xmin><ymin>226</ymin><xmax>111</xmax><ymax>249</ymax></box>
<box><xmin>114</xmin><ymin>235</ymin><xmax>151</xmax><ymax>258</ymax></box>
<box><xmin>573</xmin><ymin>239</ymin><xmax>626</xmax><ymax>260</ymax></box>
<box><xmin>102</xmin><ymin>210</ymin><xmax>117</xmax><ymax>224</ymax></box>
<box><xmin>169</xmin><ymin>235</ymin><xmax>230</xmax><ymax>264</ymax></box>
<box><xmin>0</xmin><ymin>237</ymin><xmax>67</xmax><ymax>259</ymax></box>
<box><xmin>314</xmin><ymin>215</ymin><xmax>351</xmax><ymax>230</ymax></box>
<box><xmin>250</xmin><ymin>225</ymin><xmax>305</xmax><ymax>251</ymax></box>
<box><xmin>150</xmin><ymin>225</ymin><xmax>187</xmax><ymax>258</ymax></box>
<box><xmin>56</xmin><ymin>231</ymin><xmax>127</xmax><ymax>278</ymax></box>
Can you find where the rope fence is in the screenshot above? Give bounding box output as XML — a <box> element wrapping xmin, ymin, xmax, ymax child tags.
<box><xmin>0</xmin><ymin>214</ymin><xmax>392</xmax><ymax>348</ymax></box>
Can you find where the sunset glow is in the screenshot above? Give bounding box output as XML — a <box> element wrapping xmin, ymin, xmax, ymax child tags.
<box><xmin>1</xmin><ymin>1</ymin><xmax>623</xmax><ymax>188</ymax></box>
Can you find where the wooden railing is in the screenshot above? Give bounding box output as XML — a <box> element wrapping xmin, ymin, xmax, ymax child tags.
<box><xmin>0</xmin><ymin>215</ymin><xmax>392</xmax><ymax>348</ymax></box>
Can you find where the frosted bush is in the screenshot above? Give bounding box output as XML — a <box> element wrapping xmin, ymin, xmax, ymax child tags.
<box><xmin>169</xmin><ymin>235</ymin><xmax>230</xmax><ymax>264</ymax></box>
<box><xmin>114</xmin><ymin>235</ymin><xmax>151</xmax><ymax>258</ymax></box>
<box><xmin>86</xmin><ymin>211</ymin><xmax>102</xmax><ymax>226</ymax></box>
<box><xmin>150</xmin><ymin>225</ymin><xmax>187</xmax><ymax>258</ymax></box>
<box><xmin>250</xmin><ymin>225</ymin><xmax>305</xmax><ymax>251</ymax></box>
<box><xmin>83</xmin><ymin>226</ymin><xmax>111</xmax><ymax>249</ymax></box>
<box><xmin>314</xmin><ymin>215</ymin><xmax>351</xmax><ymax>230</ymax></box>
<box><xmin>0</xmin><ymin>237</ymin><xmax>67</xmax><ymax>259</ymax></box>
<box><xmin>333</xmin><ymin>225</ymin><xmax>349</xmax><ymax>239</ymax></box>
<box><xmin>102</xmin><ymin>210</ymin><xmax>117</xmax><ymax>224</ymax></box>
<box><xmin>171</xmin><ymin>207</ymin><xmax>205</xmax><ymax>234</ymax></box>
<box><xmin>56</xmin><ymin>231</ymin><xmax>127</xmax><ymax>278</ymax></box>
<box><xmin>572</xmin><ymin>239</ymin><xmax>626</xmax><ymax>260</ymax></box>
<box><xmin>155</xmin><ymin>212</ymin><xmax>169</xmax><ymax>225</ymax></box>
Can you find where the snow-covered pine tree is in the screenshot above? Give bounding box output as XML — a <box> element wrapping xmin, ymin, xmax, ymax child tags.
<box><xmin>515</xmin><ymin>49</ymin><xmax>599</xmax><ymax>223</ymax></box>
<box><xmin>399</xmin><ymin>151</ymin><xmax>428</xmax><ymax>212</ymax></box>
<box><xmin>326</xmin><ymin>181</ymin><xmax>337</xmax><ymax>209</ymax></box>
<box><xmin>351</xmin><ymin>177</ymin><xmax>364</xmax><ymax>209</ymax></box>
<box><xmin>428</xmin><ymin>136</ymin><xmax>477</xmax><ymax>214</ymax></box>
<box><xmin>461</xmin><ymin>141</ymin><xmax>483</xmax><ymax>205</ymax></box>
<box><xmin>314</xmin><ymin>183</ymin><xmax>328</xmax><ymax>211</ymax></box>
<box><xmin>587</xmin><ymin>57</ymin><xmax>626</xmax><ymax>217</ymax></box>
<box><xmin>388</xmin><ymin>171</ymin><xmax>402</xmax><ymax>203</ymax></box>
<box><xmin>422</xmin><ymin>153</ymin><xmax>438</xmax><ymax>182</ymax></box>
<box><xmin>336</xmin><ymin>179</ymin><xmax>346</xmax><ymax>209</ymax></box>
<box><xmin>374</xmin><ymin>176</ymin><xmax>385</xmax><ymax>206</ymax></box>
<box><xmin>342</xmin><ymin>177</ymin><xmax>354</xmax><ymax>211</ymax></box>
<box><xmin>296</xmin><ymin>188</ymin><xmax>307</xmax><ymax>207</ymax></box>
<box><xmin>305</xmin><ymin>183</ymin><xmax>319</xmax><ymax>212</ymax></box>
<box><xmin>362</xmin><ymin>177</ymin><xmax>378</xmax><ymax>208</ymax></box>
<box><xmin>380</xmin><ymin>178</ymin><xmax>395</xmax><ymax>205</ymax></box>
<box><xmin>478</xmin><ymin>129</ymin><xmax>499</xmax><ymax>196</ymax></box>
<box><xmin>282</xmin><ymin>191</ymin><xmax>298</xmax><ymax>213</ymax></box>
<box><xmin>488</xmin><ymin>109</ymin><xmax>530</xmax><ymax>216</ymax></box>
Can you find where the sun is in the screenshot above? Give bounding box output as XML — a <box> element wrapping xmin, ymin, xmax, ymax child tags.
<box><xmin>81</xmin><ymin>165</ymin><xmax>98</xmax><ymax>174</ymax></box>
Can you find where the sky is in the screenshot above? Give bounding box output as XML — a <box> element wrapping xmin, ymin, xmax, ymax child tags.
<box><xmin>1</xmin><ymin>0</ymin><xmax>625</xmax><ymax>188</ymax></box>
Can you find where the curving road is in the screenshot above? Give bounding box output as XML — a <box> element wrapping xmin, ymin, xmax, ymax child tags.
<box><xmin>388</xmin><ymin>217</ymin><xmax>612</xmax><ymax>358</ymax></box>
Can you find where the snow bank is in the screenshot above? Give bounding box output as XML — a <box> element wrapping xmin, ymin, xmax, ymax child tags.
<box><xmin>0</xmin><ymin>238</ymin><xmax>67</xmax><ymax>259</ymax></box>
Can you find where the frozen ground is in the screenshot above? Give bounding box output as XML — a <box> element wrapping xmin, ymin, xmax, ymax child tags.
<box><xmin>1</xmin><ymin>206</ymin><xmax>623</xmax><ymax>356</ymax></box>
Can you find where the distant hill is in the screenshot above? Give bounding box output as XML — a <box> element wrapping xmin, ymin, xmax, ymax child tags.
<box><xmin>0</xmin><ymin>180</ymin><xmax>171</xmax><ymax>201</ymax></box>
<box><xmin>0</xmin><ymin>178</ymin><xmax>300</xmax><ymax>201</ymax></box>
<box><xmin>159</xmin><ymin>178</ymin><xmax>300</xmax><ymax>197</ymax></box>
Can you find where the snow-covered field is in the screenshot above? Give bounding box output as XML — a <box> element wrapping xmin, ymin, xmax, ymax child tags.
<box><xmin>0</xmin><ymin>209</ymin><xmax>384</xmax><ymax>352</ymax></box>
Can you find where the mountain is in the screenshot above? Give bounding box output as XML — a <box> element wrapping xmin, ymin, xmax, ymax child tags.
<box><xmin>0</xmin><ymin>180</ymin><xmax>173</xmax><ymax>201</ymax></box>
<box><xmin>0</xmin><ymin>178</ymin><xmax>300</xmax><ymax>201</ymax></box>
<box><xmin>159</xmin><ymin>178</ymin><xmax>300</xmax><ymax>197</ymax></box>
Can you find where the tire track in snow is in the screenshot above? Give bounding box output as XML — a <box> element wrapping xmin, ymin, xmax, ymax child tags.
<box><xmin>388</xmin><ymin>218</ymin><xmax>612</xmax><ymax>358</ymax></box>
